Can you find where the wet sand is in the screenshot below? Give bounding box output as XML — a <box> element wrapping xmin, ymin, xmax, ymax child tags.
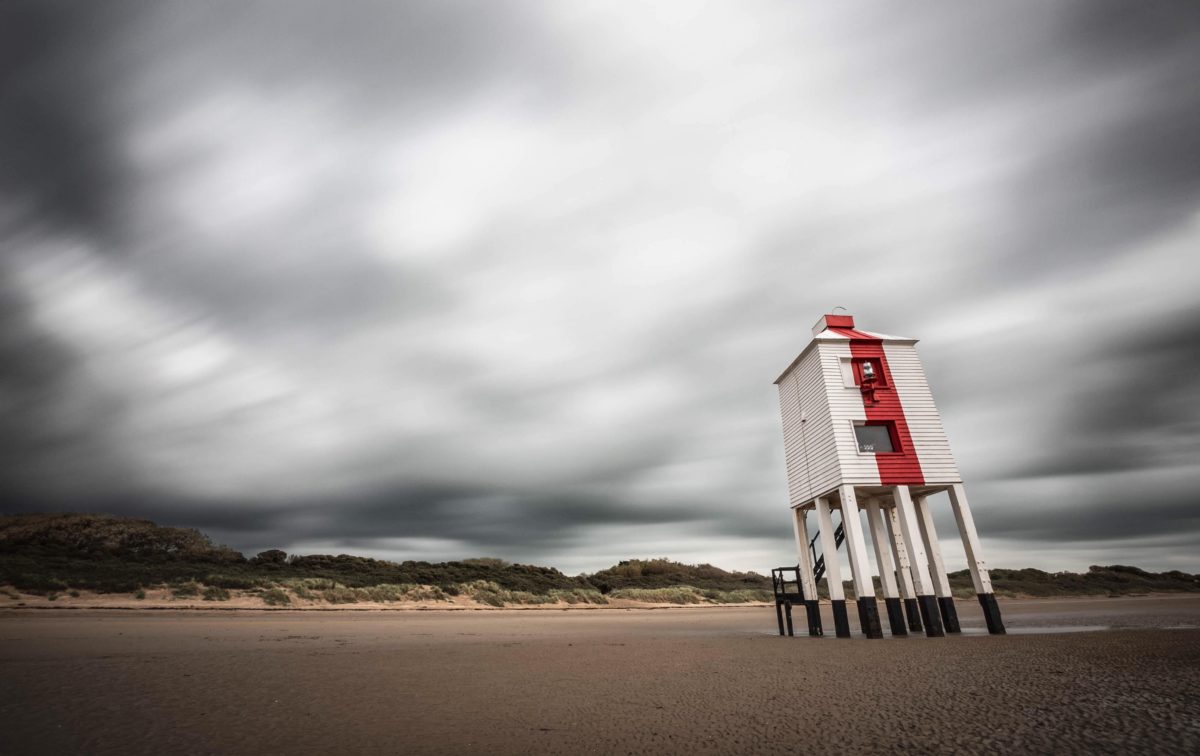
<box><xmin>2</xmin><ymin>595</ymin><xmax>1198</xmax><ymax>755</ymax></box>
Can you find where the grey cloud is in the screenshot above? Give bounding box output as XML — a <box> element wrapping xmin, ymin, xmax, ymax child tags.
<box><xmin>1004</xmin><ymin>307</ymin><xmax>1200</xmax><ymax>479</ymax></box>
<box><xmin>0</xmin><ymin>275</ymin><xmax>136</xmax><ymax>504</ymax></box>
<box><xmin>0</xmin><ymin>4</ymin><xmax>127</xmax><ymax>232</ymax></box>
<box><xmin>2</xmin><ymin>1</ymin><xmax>1199</xmax><ymax>574</ymax></box>
<box><xmin>979</xmin><ymin>491</ymin><xmax>1200</xmax><ymax>544</ymax></box>
<box><xmin>999</xmin><ymin>3</ymin><xmax>1200</xmax><ymax>269</ymax></box>
<box><xmin>3</xmin><ymin>482</ymin><xmax>714</xmax><ymax>561</ymax></box>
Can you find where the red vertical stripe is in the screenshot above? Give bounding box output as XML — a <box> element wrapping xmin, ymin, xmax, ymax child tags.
<box><xmin>831</xmin><ymin>328</ymin><xmax>925</xmax><ymax>485</ymax></box>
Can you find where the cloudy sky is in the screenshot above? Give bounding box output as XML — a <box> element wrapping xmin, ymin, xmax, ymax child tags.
<box><xmin>2</xmin><ymin>1</ymin><xmax>1199</xmax><ymax>575</ymax></box>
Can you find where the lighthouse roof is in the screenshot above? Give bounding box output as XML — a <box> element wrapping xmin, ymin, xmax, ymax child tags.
<box><xmin>773</xmin><ymin>313</ymin><xmax>918</xmax><ymax>384</ymax></box>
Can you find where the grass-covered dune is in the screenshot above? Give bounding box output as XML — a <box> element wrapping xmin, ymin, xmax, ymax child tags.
<box><xmin>0</xmin><ymin>513</ymin><xmax>769</xmax><ymax>606</ymax></box>
<box><xmin>949</xmin><ymin>565</ymin><xmax>1200</xmax><ymax>598</ymax></box>
<box><xmin>2</xmin><ymin>513</ymin><xmax>1196</xmax><ymax>607</ymax></box>
<box><xmin>588</xmin><ymin>559</ymin><xmax>772</xmax><ymax>603</ymax></box>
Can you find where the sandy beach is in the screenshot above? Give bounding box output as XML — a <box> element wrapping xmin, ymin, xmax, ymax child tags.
<box><xmin>2</xmin><ymin>595</ymin><xmax>1198</xmax><ymax>755</ymax></box>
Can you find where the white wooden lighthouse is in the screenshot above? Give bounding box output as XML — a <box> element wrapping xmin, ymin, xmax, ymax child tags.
<box><xmin>772</xmin><ymin>313</ymin><xmax>1005</xmax><ymax>638</ymax></box>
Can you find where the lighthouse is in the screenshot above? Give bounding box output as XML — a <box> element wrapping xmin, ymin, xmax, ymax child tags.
<box><xmin>771</xmin><ymin>313</ymin><xmax>1005</xmax><ymax>638</ymax></box>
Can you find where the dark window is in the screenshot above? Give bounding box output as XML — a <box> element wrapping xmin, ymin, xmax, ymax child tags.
<box><xmin>855</xmin><ymin>423</ymin><xmax>896</xmax><ymax>453</ymax></box>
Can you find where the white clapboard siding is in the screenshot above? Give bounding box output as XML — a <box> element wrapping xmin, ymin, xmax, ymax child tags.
<box><xmin>798</xmin><ymin>344</ymin><xmax>841</xmax><ymax>498</ymax></box>
<box><xmin>883</xmin><ymin>342</ymin><xmax>961</xmax><ymax>484</ymax></box>
<box><xmin>818</xmin><ymin>341</ymin><xmax>878</xmax><ymax>486</ymax></box>
<box><xmin>778</xmin><ymin>345</ymin><xmax>841</xmax><ymax>503</ymax></box>
<box><xmin>778</xmin><ymin>368</ymin><xmax>808</xmax><ymax>504</ymax></box>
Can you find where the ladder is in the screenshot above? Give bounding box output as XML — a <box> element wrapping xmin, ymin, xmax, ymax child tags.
<box><xmin>771</xmin><ymin>522</ymin><xmax>845</xmax><ymax>636</ymax></box>
<box><xmin>810</xmin><ymin>522</ymin><xmax>845</xmax><ymax>584</ymax></box>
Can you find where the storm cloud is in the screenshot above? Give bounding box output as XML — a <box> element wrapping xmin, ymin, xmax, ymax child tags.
<box><xmin>2</xmin><ymin>1</ymin><xmax>1199</xmax><ymax>573</ymax></box>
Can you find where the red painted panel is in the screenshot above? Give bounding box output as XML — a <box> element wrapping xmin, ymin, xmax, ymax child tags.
<box><xmin>831</xmin><ymin>327</ymin><xmax>925</xmax><ymax>485</ymax></box>
<box><xmin>833</xmin><ymin>327</ymin><xmax>876</xmax><ymax>340</ymax></box>
<box><xmin>823</xmin><ymin>314</ymin><xmax>856</xmax><ymax>329</ymax></box>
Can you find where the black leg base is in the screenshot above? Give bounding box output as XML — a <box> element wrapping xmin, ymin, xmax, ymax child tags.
<box><xmin>775</xmin><ymin>602</ymin><xmax>785</xmax><ymax>636</ymax></box>
<box><xmin>805</xmin><ymin>600</ymin><xmax>824</xmax><ymax>636</ymax></box>
<box><xmin>937</xmin><ymin>596</ymin><xmax>962</xmax><ymax>633</ymax></box>
<box><xmin>917</xmin><ymin>595</ymin><xmax>945</xmax><ymax>637</ymax></box>
<box><xmin>856</xmin><ymin>597</ymin><xmax>884</xmax><ymax>639</ymax></box>
<box><xmin>784</xmin><ymin>601</ymin><xmax>795</xmax><ymax>637</ymax></box>
<box><xmin>903</xmin><ymin>597</ymin><xmax>923</xmax><ymax>632</ymax></box>
<box><xmin>978</xmin><ymin>592</ymin><xmax>1006</xmax><ymax>635</ymax></box>
<box><xmin>831</xmin><ymin>599</ymin><xmax>852</xmax><ymax>638</ymax></box>
<box><xmin>884</xmin><ymin>597</ymin><xmax>907</xmax><ymax>636</ymax></box>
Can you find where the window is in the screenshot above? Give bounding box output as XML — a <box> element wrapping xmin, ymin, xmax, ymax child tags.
<box><xmin>854</xmin><ymin>422</ymin><xmax>897</xmax><ymax>453</ymax></box>
<box><xmin>839</xmin><ymin>358</ymin><xmax>856</xmax><ymax>387</ymax></box>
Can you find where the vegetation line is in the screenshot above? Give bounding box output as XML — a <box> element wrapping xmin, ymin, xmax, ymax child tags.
<box><xmin>2</xmin><ymin>514</ymin><xmax>1196</xmax><ymax>608</ymax></box>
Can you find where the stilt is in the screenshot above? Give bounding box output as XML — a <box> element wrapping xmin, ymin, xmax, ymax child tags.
<box><xmin>948</xmin><ymin>484</ymin><xmax>1006</xmax><ymax>635</ymax></box>
<box><xmin>815</xmin><ymin>496</ymin><xmax>851</xmax><ymax>638</ymax></box>
<box><xmin>804</xmin><ymin>598</ymin><xmax>823</xmax><ymax>636</ymax></box>
<box><xmin>885</xmin><ymin>506</ymin><xmax>923</xmax><ymax>633</ymax></box>
<box><xmin>891</xmin><ymin>486</ymin><xmax>944</xmax><ymax>637</ymax></box>
<box><xmin>914</xmin><ymin>495</ymin><xmax>961</xmax><ymax>633</ymax></box>
<box><xmin>792</xmin><ymin>507</ymin><xmax>823</xmax><ymax>636</ymax></box>
<box><xmin>839</xmin><ymin>487</ymin><xmax>883</xmax><ymax>639</ymax></box>
<box><xmin>865</xmin><ymin>499</ymin><xmax>907</xmax><ymax>637</ymax></box>
<box><xmin>978</xmin><ymin>593</ymin><xmax>1005</xmax><ymax>635</ymax></box>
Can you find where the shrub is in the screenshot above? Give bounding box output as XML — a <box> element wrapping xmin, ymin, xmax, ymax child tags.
<box><xmin>360</xmin><ymin>584</ymin><xmax>407</xmax><ymax>602</ymax></box>
<box><xmin>404</xmin><ymin>584</ymin><xmax>447</xmax><ymax>602</ymax></box>
<box><xmin>460</xmin><ymin>557</ymin><xmax>510</xmax><ymax>569</ymax></box>
<box><xmin>701</xmin><ymin>589</ymin><xmax>771</xmax><ymax>603</ymax></box>
<box><xmin>609</xmin><ymin>587</ymin><xmax>704</xmax><ymax>604</ymax></box>
<box><xmin>586</xmin><ymin>559</ymin><xmax>771</xmax><ymax>595</ymax></box>
<box><xmin>321</xmin><ymin>586</ymin><xmax>359</xmax><ymax>604</ymax></box>
<box><xmin>171</xmin><ymin>581</ymin><xmax>201</xmax><ymax>598</ymax></box>
<box><xmin>12</xmin><ymin>574</ymin><xmax>69</xmax><ymax>593</ymax></box>
<box><xmin>47</xmin><ymin>592</ymin><xmax>59</xmax><ymax>601</ymax></box>
<box><xmin>68</xmin><ymin>589</ymin><xmax>81</xmax><ymax>598</ymax></box>
<box><xmin>135</xmin><ymin>588</ymin><xmax>146</xmax><ymax>600</ymax></box>
<box><xmin>473</xmin><ymin>588</ymin><xmax>506</xmax><ymax>607</ymax></box>
<box><xmin>204</xmin><ymin>573</ymin><xmax>262</xmax><ymax>589</ymax></box>
<box><xmin>261</xmin><ymin>588</ymin><xmax>291</xmax><ymax>606</ymax></box>
<box><xmin>548</xmin><ymin>588</ymin><xmax>608</xmax><ymax>605</ymax></box>
<box><xmin>0</xmin><ymin>513</ymin><xmax>245</xmax><ymax>562</ymax></box>
<box><xmin>504</xmin><ymin>591</ymin><xmax>556</xmax><ymax>605</ymax></box>
<box><xmin>252</xmin><ymin>549</ymin><xmax>288</xmax><ymax>566</ymax></box>
<box><xmin>286</xmin><ymin>577</ymin><xmax>339</xmax><ymax>591</ymax></box>
<box><xmin>202</xmin><ymin>585</ymin><xmax>230</xmax><ymax>601</ymax></box>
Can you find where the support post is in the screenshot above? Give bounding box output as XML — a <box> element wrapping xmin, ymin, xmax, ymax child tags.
<box><xmin>815</xmin><ymin>496</ymin><xmax>850</xmax><ymax>638</ymax></box>
<box><xmin>914</xmin><ymin>495</ymin><xmax>961</xmax><ymax>633</ymax></box>
<box><xmin>866</xmin><ymin>499</ymin><xmax>906</xmax><ymax>637</ymax></box>
<box><xmin>892</xmin><ymin>486</ymin><xmax>944</xmax><ymax>637</ymax></box>
<box><xmin>839</xmin><ymin>486</ymin><xmax>883</xmax><ymax>639</ymax></box>
<box><xmin>792</xmin><ymin>507</ymin><xmax>823</xmax><ymax>636</ymax></box>
<box><xmin>948</xmin><ymin>484</ymin><xmax>1006</xmax><ymax>635</ymax></box>
<box><xmin>885</xmin><ymin>506</ymin><xmax>923</xmax><ymax>632</ymax></box>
